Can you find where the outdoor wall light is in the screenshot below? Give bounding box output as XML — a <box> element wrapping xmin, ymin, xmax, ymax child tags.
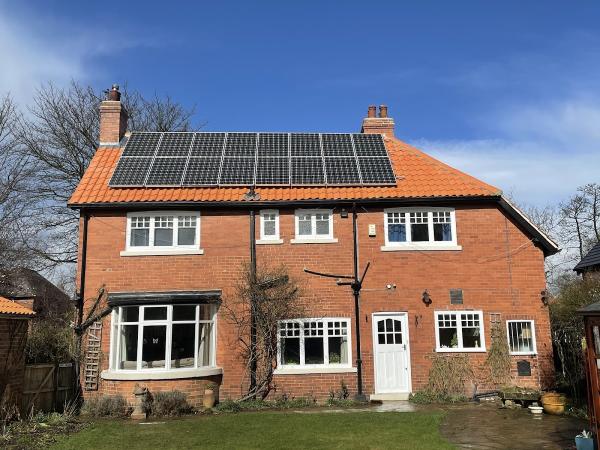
<box><xmin>422</xmin><ymin>290</ymin><xmax>432</xmax><ymax>306</ymax></box>
<box><xmin>540</xmin><ymin>289</ymin><xmax>549</xmax><ymax>306</ymax></box>
<box><xmin>340</xmin><ymin>208</ymin><xmax>349</xmax><ymax>218</ymax></box>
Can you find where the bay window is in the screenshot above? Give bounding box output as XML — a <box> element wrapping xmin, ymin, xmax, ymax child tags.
<box><xmin>123</xmin><ymin>211</ymin><xmax>202</xmax><ymax>255</ymax></box>
<box><xmin>383</xmin><ymin>208</ymin><xmax>459</xmax><ymax>250</ymax></box>
<box><xmin>110</xmin><ymin>304</ymin><xmax>216</xmax><ymax>372</ymax></box>
<box><xmin>278</xmin><ymin>318</ymin><xmax>352</xmax><ymax>370</ymax></box>
<box><xmin>435</xmin><ymin>311</ymin><xmax>485</xmax><ymax>352</ymax></box>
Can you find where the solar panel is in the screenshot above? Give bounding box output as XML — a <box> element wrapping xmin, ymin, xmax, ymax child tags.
<box><xmin>256</xmin><ymin>157</ymin><xmax>289</xmax><ymax>184</ymax></box>
<box><xmin>190</xmin><ymin>133</ymin><xmax>226</xmax><ymax>157</ymax></box>
<box><xmin>156</xmin><ymin>133</ymin><xmax>194</xmax><ymax>157</ymax></box>
<box><xmin>291</xmin><ymin>157</ymin><xmax>325</xmax><ymax>184</ymax></box>
<box><xmin>220</xmin><ymin>157</ymin><xmax>255</xmax><ymax>184</ymax></box>
<box><xmin>109</xmin><ymin>131</ymin><xmax>396</xmax><ymax>187</ymax></box>
<box><xmin>291</xmin><ymin>133</ymin><xmax>321</xmax><ymax>157</ymax></box>
<box><xmin>110</xmin><ymin>157</ymin><xmax>153</xmax><ymax>185</ymax></box>
<box><xmin>146</xmin><ymin>158</ymin><xmax>187</xmax><ymax>185</ymax></box>
<box><xmin>322</xmin><ymin>134</ymin><xmax>354</xmax><ymax>157</ymax></box>
<box><xmin>353</xmin><ymin>134</ymin><xmax>388</xmax><ymax>157</ymax></box>
<box><xmin>258</xmin><ymin>133</ymin><xmax>288</xmax><ymax>157</ymax></box>
<box><xmin>358</xmin><ymin>157</ymin><xmax>396</xmax><ymax>184</ymax></box>
<box><xmin>183</xmin><ymin>157</ymin><xmax>221</xmax><ymax>185</ymax></box>
<box><xmin>121</xmin><ymin>133</ymin><xmax>161</xmax><ymax>157</ymax></box>
<box><xmin>324</xmin><ymin>157</ymin><xmax>360</xmax><ymax>184</ymax></box>
<box><xmin>224</xmin><ymin>133</ymin><xmax>257</xmax><ymax>157</ymax></box>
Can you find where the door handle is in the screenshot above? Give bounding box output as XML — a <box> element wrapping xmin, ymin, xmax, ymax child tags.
<box><xmin>403</xmin><ymin>344</ymin><xmax>406</xmax><ymax>351</ymax></box>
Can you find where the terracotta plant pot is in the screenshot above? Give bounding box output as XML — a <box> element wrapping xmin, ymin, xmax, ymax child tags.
<box><xmin>541</xmin><ymin>392</ymin><xmax>566</xmax><ymax>415</ymax></box>
<box><xmin>203</xmin><ymin>389</ymin><xmax>216</xmax><ymax>409</ymax></box>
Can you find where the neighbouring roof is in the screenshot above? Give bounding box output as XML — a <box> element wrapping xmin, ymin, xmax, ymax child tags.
<box><xmin>0</xmin><ymin>295</ymin><xmax>35</xmax><ymax>317</ymax></box>
<box><xmin>0</xmin><ymin>268</ymin><xmax>70</xmax><ymax>303</ymax></box>
<box><xmin>575</xmin><ymin>242</ymin><xmax>600</xmax><ymax>273</ymax></box>
<box><xmin>68</xmin><ymin>136</ymin><xmax>501</xmax><ymax>205</ymax></box>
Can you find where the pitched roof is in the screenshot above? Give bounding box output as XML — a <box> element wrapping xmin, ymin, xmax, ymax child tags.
<box><xmin>68</xmin><ymin>136</ymin><xmax>501</xmax><ymax>206</ymax></box>
<box><xmin>0</xmin><ymin>296</ymin><xmax>35</xmax><ymax>317</ymax></box>
<box><xmin>575</xmin><ymin>242</ymin><xmax>600</xmax><ymax>272</ymax></box>
<box><xmin>0</xmin><ymin>268</ymin><xmax>70</xmax><ymax>303</ymax></box>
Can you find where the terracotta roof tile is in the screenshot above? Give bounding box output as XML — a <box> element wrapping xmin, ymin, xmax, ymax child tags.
<box><xmin>68</xmin><ymin>137</ymin><xmax>501</xmax><ymax>206</ymax></box>
<box><xmin>0</xmin><ymin>296</ymin><xmax>35</xmax><ymax>317</ymax></box>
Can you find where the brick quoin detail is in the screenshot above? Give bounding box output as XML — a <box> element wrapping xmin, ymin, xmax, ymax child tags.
<box><xmin>78</xmin><ymin>203</ymin><xmax>553</xmax><ymax>403</ymax></box>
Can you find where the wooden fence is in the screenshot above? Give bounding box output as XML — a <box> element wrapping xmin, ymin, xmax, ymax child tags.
<box><xmin>21</xmin><ymin>363</ymin><xmax>77</xmax><ymax>413</ymax></box>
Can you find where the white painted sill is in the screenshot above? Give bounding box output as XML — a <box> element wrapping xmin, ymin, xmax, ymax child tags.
<box><xmin>120</xmin><ymin>248</ymin><xmax>205</xmax><ymax>257</ymax></box>
<box><xmin>435</xmin><ymin>348</ymin><xmax>486</xmax><ymax>353</ymax></box>
<box><xmin>509</xmin><ymin>352</ymin><xmax>537</xmax><ymax>357</ymax></box>
<box><xmin>256</xmin><ymin>239</ymin><xmax>284</xmax><ymax>245</ymax></box>
<box><xmin>290</xmin><ymin>238</ymin><xmax>339</xmax><ymax>244</ymax></box>
<box><xmin>101</xmin><ymin>367</ymin><xmax>222</xmax><ymax>381</ymax></box>
<box><xmin>273</xmin><ymin>366</ymin><xmax>357</xmax><ymax>375</ymax></box>
<box><xmin>381</xmin><ymin>244</ymin><xmax>462</xmax><ymax>252</ymax></box>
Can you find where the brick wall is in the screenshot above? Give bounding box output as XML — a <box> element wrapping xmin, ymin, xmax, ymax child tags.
<box><xmin>78</xmin><ymin>202</ymin><xmax>553</xmax><ymax>403</ymax></box>
<box><xmin>0</xmin><ymin>317</ymin><xmax>29</xmax><ymax>406</ymax></box>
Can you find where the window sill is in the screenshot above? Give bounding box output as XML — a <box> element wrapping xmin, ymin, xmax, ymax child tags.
<box><xmin>256</xmin><ymin>239</ymin><xmax>284</xmax><ymax>245</ymax></box>
<box><xmin>435</xmin><ymin>348</ymin><xmax>486</xmax><ymax>353</ymax></box>
<box><xmin>101</xmin><ymin>367</ymin><xmax>222</xmax><ymax>381</ymax></box>
<box><xmin>273</xmin><ymin>366</ymin><xmax>357</xmax><ymax>375</ymax></box>
<box><xmin>381</xmin><ymin>244</ymin><xmax>462</xmax><ymax>252</ymax></box>
<box><xmin>290</xmin><ymin>238</ymin><xmax>338</xmax><ymax>244</ymax></box>
<box><xmin>120</xmin><ymin>248</ymin><xmax>205</xmax><ymax>257</ymax></box>
<box><xmin>510</xmin><ymin>352</ymin><xmax>537</xmax><ymax>357</ymax></box>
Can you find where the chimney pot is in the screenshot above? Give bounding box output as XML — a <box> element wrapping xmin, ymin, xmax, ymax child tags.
<box><xmin>379</xmin><ymin>105</ymin><xmax>388</xmax><ymax>118</ymax></box>
<box><xmin>367</xmin><ymin>105</ymin><xmax>377</xmax><ymax>118</ymax></box>
<box><xmin>107</xmin><ymin>84</ymin><xmax>121</xmax><ymax>101</ymax></box>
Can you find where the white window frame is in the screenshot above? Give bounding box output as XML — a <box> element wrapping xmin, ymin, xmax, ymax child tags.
<box><xmin>291</xmin><ymin>209</ymin><xmax>338</xmax><ymax>244</ymax></box>
<box><xmin>274</xmin><ymin>317</ymin><xmax>355</xmax><ymax>374</ymax></box>
<box><xmin>434</xmin><ymin>310</ymin><xmax>486</xmax><ymax>353</ymax></box>
<box><xmin>105</xmin><ymin>303</ymin><xmax>219</xmax><ymax>380</ymax></box>
<box><xmin>257</xmin><ymin>209</ymin><xmax>283</xmax><ymax>244</ymax></box>
<box><xmin>506</xmin><ymin>320</ymin><xmax>537</xmax><ymax>355</ymax></box>
<box><xmin>122</xmin><ymin>211</ymin><xmax>204</xmax><ymax>256</ymax></box>
<box><xmin>381</xmin><ymin>207</ymin><xmax>461</xmax><ymax>251</ymax></box>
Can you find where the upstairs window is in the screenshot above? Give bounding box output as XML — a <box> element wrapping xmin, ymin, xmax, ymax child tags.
<box><xmin>383</xmin><ymin>208</ymin><xmax>458</xmax><ymax>250</ymax></box>
<box><xmin>258</xmin><ymin>209</ymin><xmax>281</xmax><ymax>243</ymax></box>
<box><xmin>507</xmin><ymin>320</ymin><xmax>537</xmax><ymax>355</ymax></box>
<box><xmin>293</xmin><ymin>209</ymin><xmax>336</xmax><ymax>242</ymax></box>
<box><xmin>124</xmin><ymin>212</ymin><xmax>201</xmax><ymax>255</ymax></box>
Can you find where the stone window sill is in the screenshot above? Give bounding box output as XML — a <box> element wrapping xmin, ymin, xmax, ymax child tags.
<box><xmin>273</xmin><ymin>366</ymin><xmax>357</xmax><ymax>375</ymax></box>
<box><xmin>381</xmin><ymin>244</ymin><xmax>462</xmax><ymax>252</ymax></box>
<box><xmin>101</xmin><ymin>367</ymin><xmax>222</xmax><ymax>381</ymax></box>
<box><xmin>290</xmin><ymin>238</ymin><xmax>338</xmax><ymax>244</ymax></box>
<box><xmin>120</xmin><ymin>248</ymin><xmax>205</xmax><ymax>257</ymax></box>
<box><xmin>256</xmin><ymin>239</ymin><xmax>284</xmax><ymax>245</ymax></box>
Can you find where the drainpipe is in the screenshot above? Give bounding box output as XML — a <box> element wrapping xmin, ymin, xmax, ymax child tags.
<box><xmin>75</xmin><ymin>210</ymin><xmax>89</xmax><ymax>393</ymax></box>
<box><xmin>249</xmin><ymin>209</ymin><xmax>257</xmax><ymax>396</ymax></box>
<box><xmin>352</xmin><ymin>204</ymin><xmax>366</xmax><ymax>401</ymax></box>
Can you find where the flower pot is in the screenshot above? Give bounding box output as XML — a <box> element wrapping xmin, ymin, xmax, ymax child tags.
<box><xmin>575</xmin><ymin>436</ymin><xmax>594</xmax><ymax>450</ymax></box>
<box><xmin>541</xmin><ymin>393</ymin><xmax>566</xmax><ymax>415</ymax></box>
<box><xmin>203</xmin><ymin>389</ymin><xmax>216</xmax><ymax>409</ymax></box>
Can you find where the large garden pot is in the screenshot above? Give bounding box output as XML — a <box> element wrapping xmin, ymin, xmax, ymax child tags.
<box><xmin>203</xmin><ymin>389</ymin><xmax>216</xmax><ymax>409</ymax></box>
<box><xmin>541</xmin><ymin>392</ymin><xmax>566</xmax><ymax>415</ymax></box>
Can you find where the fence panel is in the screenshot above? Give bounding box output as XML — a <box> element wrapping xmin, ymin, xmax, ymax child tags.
<box><xmin>22</xmin><ymin>362</ymin><xmax>76</xmax><ymax>413</ymax></box>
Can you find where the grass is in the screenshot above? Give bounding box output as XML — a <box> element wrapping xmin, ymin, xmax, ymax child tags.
<box><xmin>50</xmin><ymin>411</ymin><xmax>454</xmax><ymax>450</ymax></box>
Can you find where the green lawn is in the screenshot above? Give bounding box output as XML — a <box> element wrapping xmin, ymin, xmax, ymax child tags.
<box><xmin>51</xmin><ymin>411</ymin><xmax>455</xmax><ymax>450</ymax></box>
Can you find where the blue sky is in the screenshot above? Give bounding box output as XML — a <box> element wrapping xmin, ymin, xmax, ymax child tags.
<box><xmin>2</xmin><ymin>1</ymin><xmax>600</xmax><ymax>206</ymax></box>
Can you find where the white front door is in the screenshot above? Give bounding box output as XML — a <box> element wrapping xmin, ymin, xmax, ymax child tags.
<box><xmin>373</xmin><ymin>313</ymin><xmax>411</xmax><ymax>393</ymax></box>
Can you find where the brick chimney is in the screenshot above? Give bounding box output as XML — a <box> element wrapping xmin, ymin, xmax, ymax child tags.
<box><xmin>361</xmin><ymin>104</ymin><xmax>394</xmax><ymax>137</ymax></box>
<box><xmin>99</xmin><ymin>84</ymin><xmax>128</xmax><ymax>146</ymax></box>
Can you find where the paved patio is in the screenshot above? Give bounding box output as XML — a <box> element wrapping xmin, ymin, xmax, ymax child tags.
<box><xmin>439</xmin><ymin>402</ymin><xmax>587</xmax><ymax>450</ymax></box>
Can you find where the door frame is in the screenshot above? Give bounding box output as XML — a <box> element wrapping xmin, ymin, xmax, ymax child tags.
<box><xmin>371</xmin><ymin>312</ymin><xmax>412</xmax><ymax>394</ymax></box>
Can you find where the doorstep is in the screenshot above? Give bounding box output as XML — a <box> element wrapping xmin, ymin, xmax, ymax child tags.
<box><xmin>369</xmin><ymin>392</ymin><xmax>410</xmax><ymax>401</ymax></box>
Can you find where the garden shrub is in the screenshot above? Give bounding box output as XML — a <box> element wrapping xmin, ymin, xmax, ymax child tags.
<box><xmin>409</xmin><ymin>391</ymin><xmax>468</xmax><ymax>405</ymax></box>
<box><xmin>145</xmin><ymin>391</ymin><xmax>193</xmax><ymax>417</ymax></box>
<box><xmin>81</xmin><ymin>395</ymin><xmax>131</xmax><ymax>418</ymax></box>
<box><xmin>25</xmin><ymin>322</ymin><xmax>76</xmax><ymax>364</ymax></box>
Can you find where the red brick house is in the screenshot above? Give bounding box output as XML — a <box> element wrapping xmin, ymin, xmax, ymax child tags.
<box><xmin>69</xmin><ymin>86</ymin><xmax>559</xmax><ymax>406</ymax></box>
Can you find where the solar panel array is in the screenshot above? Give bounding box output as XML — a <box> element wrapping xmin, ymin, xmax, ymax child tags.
<box><xmin>109</xmin><ymin>132</ymin><xmax>396</xmax><ymax>187</ymax></box>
